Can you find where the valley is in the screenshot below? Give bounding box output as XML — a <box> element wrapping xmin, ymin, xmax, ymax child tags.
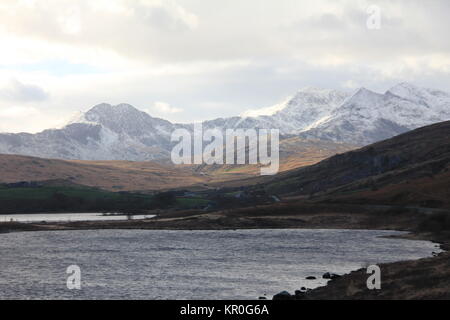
<box><xmin>1</xmin><ymin>84</ymin><xmax>449</xmax><ymax>301</ymax></box>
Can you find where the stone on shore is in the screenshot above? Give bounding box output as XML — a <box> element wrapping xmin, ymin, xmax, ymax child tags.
<box><xmin>273</xmin><ymin>291</ymin><xmax>294</xmax><ymax>300</ymax></box>
<box><xmin>322</xmin><ymin>272</ymin><xmax>342</xmax><ymax>280</ymax></box>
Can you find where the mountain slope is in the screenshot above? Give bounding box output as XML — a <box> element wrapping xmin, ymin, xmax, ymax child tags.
<box><xmin>0</xmin><ymin>103</ymin><xmax>178</xmax><ymax>161</ymax></box>
<box><xmin>0</xmin><ymin>154</ymin><xmax>207</xmax><ymax>191</ymax></box>
<box><xmin>204</xmin><ymin>83</ymin><xmax>450</xmax><ymax>145</ymax></box>
<box><xmin>0</xmin><ymin>137</ymin><xmax>355</xmax><ymax>191</ymax></box>
<box><xmin>300</xmin><ymin>83</ymin><xmax>450</xmax><ymax>144</ymax></box>
<box><xmin>202</xmin><ymin>87</ymin><xmax>350</xmax><ymax>134</ymax></box>
<box><xmin>257</xmin><ymin>120</ymin><xmax>450</xmax><ymax>208</ymax></box>
<box><xmin>0</xmin><ymin>83</ymin><xmax>448</xmax><ymax>161</ymax></box>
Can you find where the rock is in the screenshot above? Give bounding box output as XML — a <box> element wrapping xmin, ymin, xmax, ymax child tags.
<box><xmin>295</xmin><ymin>289</ymin><xmax>311</xmax><ymax>300</ymax></box>
<box><xmin>258</xmin><ymin>296</ymin><xmax>267</xmax><ymax>300</ymax></box>
<box><xmin>305</xmin><ymin>276</ymin><xmax>317</xmax><ymax>280</ymax></box>
<box><xmin>273</xmin><ymin>291</ymin><xmax>293</xmax><ymax>300</ymax></box>
<box><xmin>323</xmin><ymin>272</ymin><xmax>341</xmax><ymax>280</ymax></box>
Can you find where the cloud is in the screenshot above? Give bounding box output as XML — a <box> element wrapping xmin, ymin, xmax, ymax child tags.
<box><xmin>241</xmin><ymin>101</ymin><xmax>287</xmax><ymax>118</ymax></box>
<box><xmin>148</xmin><ymin>101</ymin><xmax>183</xmax><ymax>115</ymax></box>
<box><xmin>0</xmin><ymin>79</ymin><xmax>49</xmax><ymax>102</ymax></box>
<box><xmin>0</xmin><ymin>0</ymin><xmax>200</xmax><ymax>62</ymax></box>
<box><xmin>342</xmin><ymin>80</ymin><xmax>360</xmax><ymax>89</ymax></box>
<box><xmin>0</xmin><ymin>0</ymin><xmax>449</xmax><ymax>132</ymax></box>
<box><xmin>1</xmin><ymin>0</ymin><xmax>449</xmax><ymax>66</ymax></box>
<box><xmin>0</xmin><ymin>106</ymin><xmax>39</xmax><ymax>118</ymax></box>
<box><xmin>133</xmin><ymin>0</ymin><xmax>199</xmax><ymax>32</ymax></box>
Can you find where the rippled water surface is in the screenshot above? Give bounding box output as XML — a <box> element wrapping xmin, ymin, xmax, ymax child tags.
<box><xmin>0</xmin><ymin>229</ymin><xmax>440</xmax><ymax>299</ymax></box>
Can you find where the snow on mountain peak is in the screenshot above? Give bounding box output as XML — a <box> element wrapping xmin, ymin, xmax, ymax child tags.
<box><xmin>240</xmin><ymin>87</ymin><xmax>349</xmax><ymax>118</ymax></box>
<box><xmin>387</xmin><ymin>82</ymin><xmax>424</xmax><ymax>99</ymax></box>
<box><xmin>386</xmin><ymin>82</ymin><xmax>450</xmax><ymax>115</ymax></box>
<box><xmin>0</xmin><ymin>82</ymin><xmax>449</xmax><ymax>161</ymax></box>
<box><xmin>347</xmin><ymin>87</ymin><xmax>384</xmax><ymax>105</ymax></box>
<box><xmin>390</xmin><ymin>82</ymin><xmax>445</xmax><ymax>100</ymax></box>
<box><xmin>87</xmin><ymin>103</ymin><xmax>140</xmax><ymax>115</ymax></box>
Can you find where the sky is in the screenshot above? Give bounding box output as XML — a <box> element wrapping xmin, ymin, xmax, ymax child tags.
<box><xmin>0</xmin><ymin>0</ymin><xmax>449</xmax><ymax>133</ymax></box>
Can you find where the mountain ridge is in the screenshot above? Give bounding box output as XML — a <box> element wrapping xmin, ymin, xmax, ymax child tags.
<box><xmin>0</xmin><ymin>82</ymin><xmax>449</xmax><ymax>161</ymax></box>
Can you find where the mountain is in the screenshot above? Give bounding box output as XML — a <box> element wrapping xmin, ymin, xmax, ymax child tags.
<box><xmin>0</xmin><ymin>103</ymin><xmax>178</xmax><ymax>161</ymax></box>
<box><xmin>203</xmin><ymin>83</ymin><xmax>450</xmax><ymax>146</ymax></box>
<box><xmin>299</xmin><ymin>83</ymin><xmax>450</xmax><ymax>144</ymax></box>
<box><xmin>0</xmin><ymin>83</ymin><xmax>448</xmax><ymax>161</ymax></box>
<box><xmin>202</xmin><ymin>87</ymin><xmax>350</xmax><ymax>134</ymax></box>
<box><xmin>255</xmin><ymin>120</ymin><xmax>450</xmax><ymax>208</ymax></box>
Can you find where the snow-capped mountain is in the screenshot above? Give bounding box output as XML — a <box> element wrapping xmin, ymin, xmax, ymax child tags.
<box><xmin>0</xmin><ymin>103</ymin><xmax>179</xmax><ymax>161</ymax></box>
<box><xmin>202</xmin><ymin>83</ymin><xmax>450</xmax><ymax>145</ymax></box>
<box><xmin>0</xmin><ymin>82</ymin><xmax>448</xmax><ymax>161</ymax></box>
<box><xmin>298</xmin><ymin>83</ymin><xmax>450</xmax><ymax>144</ymax></box>
<box><xmin>250</xmin><ymin>87</ymin><xmax>350</xmax><ymax>134</ymax></box>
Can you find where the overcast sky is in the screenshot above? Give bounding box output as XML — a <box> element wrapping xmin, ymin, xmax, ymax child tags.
<box><xmin>0</xmin><ymin>0</ymin><xmax>449</xmax><ymax>132</ymax></box>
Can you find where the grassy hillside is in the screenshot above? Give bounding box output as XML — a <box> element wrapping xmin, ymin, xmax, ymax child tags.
<box><xmin>253</xmin><ymin>121</ymin><xmax>450</xmax><ymax>208</ymax></box>
<box><xmin>0</xmin><ymin>138</ymin><xmax>355</xmax><ymax>192</ymax></box>
<box><xmin>0</xmin><ymin>155</ymin><xmax>207</xmax><ymax>192</ymax></box>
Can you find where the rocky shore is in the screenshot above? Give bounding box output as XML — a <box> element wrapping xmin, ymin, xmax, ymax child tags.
<box><xmin>271</xmin><ymin>249</ymin><xmax>449</xmax><ymax>300</ymax></box>
<box><xmin>271</xmin><ymin>232</ymin><xmax>449</xmax><ymax>300</ymax></box>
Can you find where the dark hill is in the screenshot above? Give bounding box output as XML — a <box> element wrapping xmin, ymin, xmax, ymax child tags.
<box><xmin>256</xmin><ymin>121</ymin><xmax>450</xmax><ymax>208</ymax></box>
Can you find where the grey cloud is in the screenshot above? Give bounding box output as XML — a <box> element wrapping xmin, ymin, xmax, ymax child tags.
<box><xmin>134</xmin><ymin>2</ymin><xmax>198</xmax><ymax>32</ymax></box>
<box><xmin>1</xmin><ymin>0</ymin><xmax>450</xmax><ymax>131</ymax></box>
<box><xmin>2</xmin><ymin>0</ymin><xmax>449</xmax><ymax>64</ymax></box>
<box><xmin>0</xmin><ymin>80</ymin><xmax>49</xmax><ymax>103</ymax></box>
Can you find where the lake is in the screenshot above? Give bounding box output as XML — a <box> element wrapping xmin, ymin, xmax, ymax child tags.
<box><xmin>0</xmin><ymin>213</ymin><xmax>156</xmax><ymax>223</ymax></box>
<box><xmin>0</xmin><ymin>229</ymin><xmax>441</xmax><ymax>299</ymax></box>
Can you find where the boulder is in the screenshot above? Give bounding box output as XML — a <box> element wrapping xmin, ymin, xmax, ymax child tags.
<box><xmin>323</xmin><ymin>272</ymin><xmax>341</xmax><ymax>280</ymax></box>
<box><xmin>305</xmin><ymin>276</ymin><xmax>317</xmax><ymax>280</ymax></box>
<box><xmin>273</xmin><ymin>291</ymin><xmax>293</xmax><ymax>300</ymax></box>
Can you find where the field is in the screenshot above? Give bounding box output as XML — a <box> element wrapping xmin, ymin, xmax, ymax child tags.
<box><xmin>0</xmin><ymin>184</ymin><xmax>216</xmax><ymax>214</ymax></box>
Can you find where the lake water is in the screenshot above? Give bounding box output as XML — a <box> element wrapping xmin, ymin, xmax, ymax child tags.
<box><xmin>0</xmin><ymin>213</ymin><xmax>156</xmax><ymax>223</ymax></box>
<box><xmin>0</xmin><ymin>229</ymin><xmax>441</xmax><ymax>300</ymax></box>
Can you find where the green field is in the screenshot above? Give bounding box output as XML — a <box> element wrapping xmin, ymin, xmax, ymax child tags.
<box><xmin>175</xmin><ymin>197</ymin><xmax>211</xmax><ymax>209</ymax></box>
<box><xmin>0</xmin><ymin>185</ymin><xmax>155</xmax><ymax>214</ymax></box>
<box><xmin>0</xmin><ymin>184</ymin><xmax>218</xmax><ymax>214</ymax></box>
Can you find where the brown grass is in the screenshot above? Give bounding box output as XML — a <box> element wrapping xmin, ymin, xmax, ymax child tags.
<box><xmin>0</xmin><ymin>139</ymin><xmax>355</xmax><ymax>191</ymax></box>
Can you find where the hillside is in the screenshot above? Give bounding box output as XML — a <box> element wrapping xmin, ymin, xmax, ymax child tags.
<box><xmin>257</xmin><ymin>120</ymin><xmax>450</xmax><ymax>208</ymax></box>
<box><xmin>0</xmin><ymin>137</ymin><xmax>354</xmax><ymax>191</ymax></box>
<box><xmin>0</xmin><ymin>155</ymin><xmax>204</xmax><ymax>191</ymax></box>
<box><xmin>190</xmin><ymin>137</ymin><xmax>355</xmax><ymax>180</ymax></box>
